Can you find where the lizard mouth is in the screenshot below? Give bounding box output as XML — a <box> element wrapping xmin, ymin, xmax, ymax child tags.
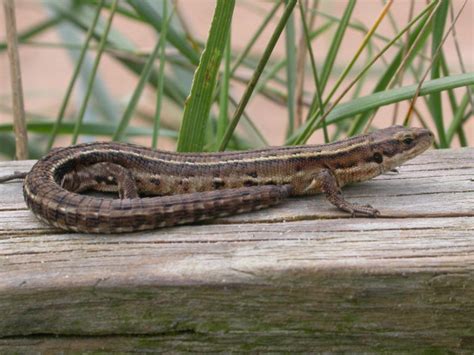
<box><xmin>408</xmin><ymin>127</ymin><xmax>434</xmax><ymax>158</ymax></box>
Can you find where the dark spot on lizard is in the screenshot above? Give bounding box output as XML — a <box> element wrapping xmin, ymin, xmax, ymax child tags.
<box><xmin>243</xmin><ymin>180</ymin><xmax>257</xmax><ymax>187</ymax></box>
<box><xmin>247</xmin><ymin>171</ymin><xmax>258</xmax><ymax>178</ymax></box>
<box><xmin>334</xmin><ymin>160</ymin><xmax>358</xmax><ymax>170</ymax></box>
<box><xmin>150</xmin><ymin>177</ymin><xmax>161</xmax><ymax>185</ymax></box>
<box><xmin>212</xmin><ymin>178</ymin><xmax>225</xmax><ymax>189</ymax></box>
<box><xmin>179</xmin><ymin>178</ymin><xmax>190</xmax><ymax>191</ymax></box>
<box><xmin>95</xmin><ymin>176</ymin><xmax>115</xmax><ymax>185</ymax></box>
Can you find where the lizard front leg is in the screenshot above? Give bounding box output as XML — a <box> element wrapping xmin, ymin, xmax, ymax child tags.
<box><xmin>310</xmin><ymin>169</ymin><xmax>380</xmax><ymax>217</ymax></box>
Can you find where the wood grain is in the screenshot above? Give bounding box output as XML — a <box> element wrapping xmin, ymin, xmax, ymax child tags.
<box><xmin>0</xmin><ymin>148</ymin><xmax>473</xmax><ymax>351</ymax></box>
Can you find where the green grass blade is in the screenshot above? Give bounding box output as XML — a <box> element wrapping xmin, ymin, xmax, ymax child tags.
<box><xmin>300</xmin><ymin>0</ymin><xmax>404</xmax><ymax>143</ymax></box>
<box><xmin>152</xmin><ymin>0</ymin><xmax>170</xmax><ymax>149</ymax></box>
<box><xmin>429</xmin><ymin>0</ymin><xmax>449</xmax><ymax>147</ymax></box>
<box><xmin>49</xmin><ymin>2</ymin><xmax>135</xmax><ymax>50</ymax></box>
<box><xmin>284</xmin><ymin>0</ymin><xmax>296</xmax><ymax>138</ymax></box>
<box><xmin>0</xmin><ymin>16</ymin><xmax>62</xmax><ymax>51</ymax></box>
<box><xmin>447</xmin><ymin>91</ymin><xmax>470</xmax><ymax>145</ymax></box>
<box><xmin>112</xmin><ymin>36</ymin><xmax>164</xmax><ymax>141</ymax></box>
<box><xmin>402</xmin><ymin>0</ymin><xmax>468</xmax><ymax>130</ymax></box>
<box><xmin>319</xmin><ymin>0</ymin><xmax>355</xmax><ymax>93</ymax></box>
<box><xmin>47</xmin><ymin>0</ymin><xmax>104</xmax><ymax>150</ymax></box>
<box><xmin>298</xmin><ymin>0</ymin><xmax>327</xmax><ymax>142</ymax></box>
<box><xmin>225</xmin><ymin>94</ymin><xmax>268</xmax><ymax>148</ymax></box>
<box><xmin>176</xmin><ymin>0</ymin><xmax>235</xmax><ymax>152</ymax></box>
<box><xmin>218</xmin><ymin>0</ymin><xmax>297</xmax><ymax>151</ymax></box>
<box><xmin>286</xmin><ymin>72</ymin><xmax>473</xmax><ymax>145</ymax></box>
<box><xmin>440</xmin><ymin>53</ymin><xmax>467</xmax><ymax>146</ymax></box>
<box><xmin>0</xmin><ymin>120</ymin><xmax>178</xmax><ymax>139</ymax></box>
<box><xmin>308</xmin><ymin>7</ymin><xmax>431</xmax><ymax>62</ymax></box>
<box><xmin>230</xmin><ymin>0</ymin><xmax>281</xmax><ymax>75</ymax></box>
<box><xmin>215</xmin><ymin>32</ymin><xmax>232</xmax><ymax>150</ymax></box>
<box><xmin>346</xmin><ymin>1</ymin><xmax>437</xmax><ymax>136</ymax></box>
<box><xmin>48</xmin><ymin>8</ymin><xmax>122</xmax><ymax>126</ymax></box>
<box><xmin>115</xmin><ymin>53</ymin><xmax>187</xmax><ymax>106</ymax></box>
<box><xmin>171</xmin><ymin>2</ymin><xmax>200</xmax><ymax>51</ymax></box>
<box><xmin>51</xmin><ymin>1</ymin><xmax>187</xmax><ymax>107</ymax></box>
<box><xmin>71</xmin><ymin>0</ymin><xmax>118</xmax><ymax>144</ymax></box>
<box><xmin>315</xmin><ymin>73</ymin><xmax>473</xmax><ymax>129</ymax></box>
<box><xmin>127</xmin><ymin>0</ymin><xmax>200</xmax><ymax>66</ymax></box>
<box><xmin>361</xmin><ymin>1</ymin><xmax>440</xmax><ymax>133</ymax></box>
<box><xmin>83</xmin><ymin>0</ymin><xmax>141</xmax><ymax>20</ymax></box>
<box><xmin>228</xmin><ymin>20</ymin><xmax>331</xmax><ymax>111</ymax></box>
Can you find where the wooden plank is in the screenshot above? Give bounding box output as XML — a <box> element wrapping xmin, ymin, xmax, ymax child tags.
<box><xmin>0</xmin><ymin>330</ymin><xmax>472</xmax><ymax>353</ymax></box>
<box><xmin>1</xmin><ymin>217</ymin><xmax>473</xmax><ymax>285</ymax></box>
<box><xmin>0</xmin><ymin>269</ymin><xmax>472</xmax><ymax>352</ymax></box>
<box><xmin>0</xmin><ymin>148</ymin><xmax>473</xmax><ymax>351</ymax></box>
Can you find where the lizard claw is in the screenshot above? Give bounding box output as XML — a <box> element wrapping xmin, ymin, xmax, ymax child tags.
<box><xmin>348</xmin><ymin>203</ymin><xmax>380</xmax><ymax>217</ymax></box>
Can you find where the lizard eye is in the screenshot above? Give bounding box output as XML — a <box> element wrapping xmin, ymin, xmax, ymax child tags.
<box><xmin>402</xmin><ymin>137</ymin><xmax>414</xmax><ymax>145</ymax></box>
<box><xmin>373</xmin><ymin>152</ymin><xmax>383</xmax><ymax>164</ymax></box>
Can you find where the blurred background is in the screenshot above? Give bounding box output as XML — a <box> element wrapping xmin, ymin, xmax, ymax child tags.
<box><xmin>0</xmin><ymin>0</ymin><xmax>473</xmax><ymax>159</ymax></box>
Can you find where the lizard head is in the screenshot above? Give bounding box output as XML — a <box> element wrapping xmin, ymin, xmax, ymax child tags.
<box><xmin>369</xmin><ymin>125</ymin><xmax>434</xmax><ymax>173</ymax></box>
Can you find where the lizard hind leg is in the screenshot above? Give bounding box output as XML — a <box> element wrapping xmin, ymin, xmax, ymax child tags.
<box><xmin>315</xmin><ymin>169</ymin><xmax>380</xmax><ymax>217</ymax></box>
<box><xmin>61</xmin><ymin>162</ymin><xmax>139</xmax><ymax>199</ymax></box>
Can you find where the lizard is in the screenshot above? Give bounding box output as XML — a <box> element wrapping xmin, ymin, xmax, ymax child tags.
<box><xmin>0</xmin><ymin>125</ymin><xmax>433</xmax><ymax>233</ymax></box>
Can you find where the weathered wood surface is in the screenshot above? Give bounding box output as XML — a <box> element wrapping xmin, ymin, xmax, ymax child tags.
<box><xmin>0</xmin><ymin>148</ymin><xmax>473</xmax><ymax>352</ymax></box>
